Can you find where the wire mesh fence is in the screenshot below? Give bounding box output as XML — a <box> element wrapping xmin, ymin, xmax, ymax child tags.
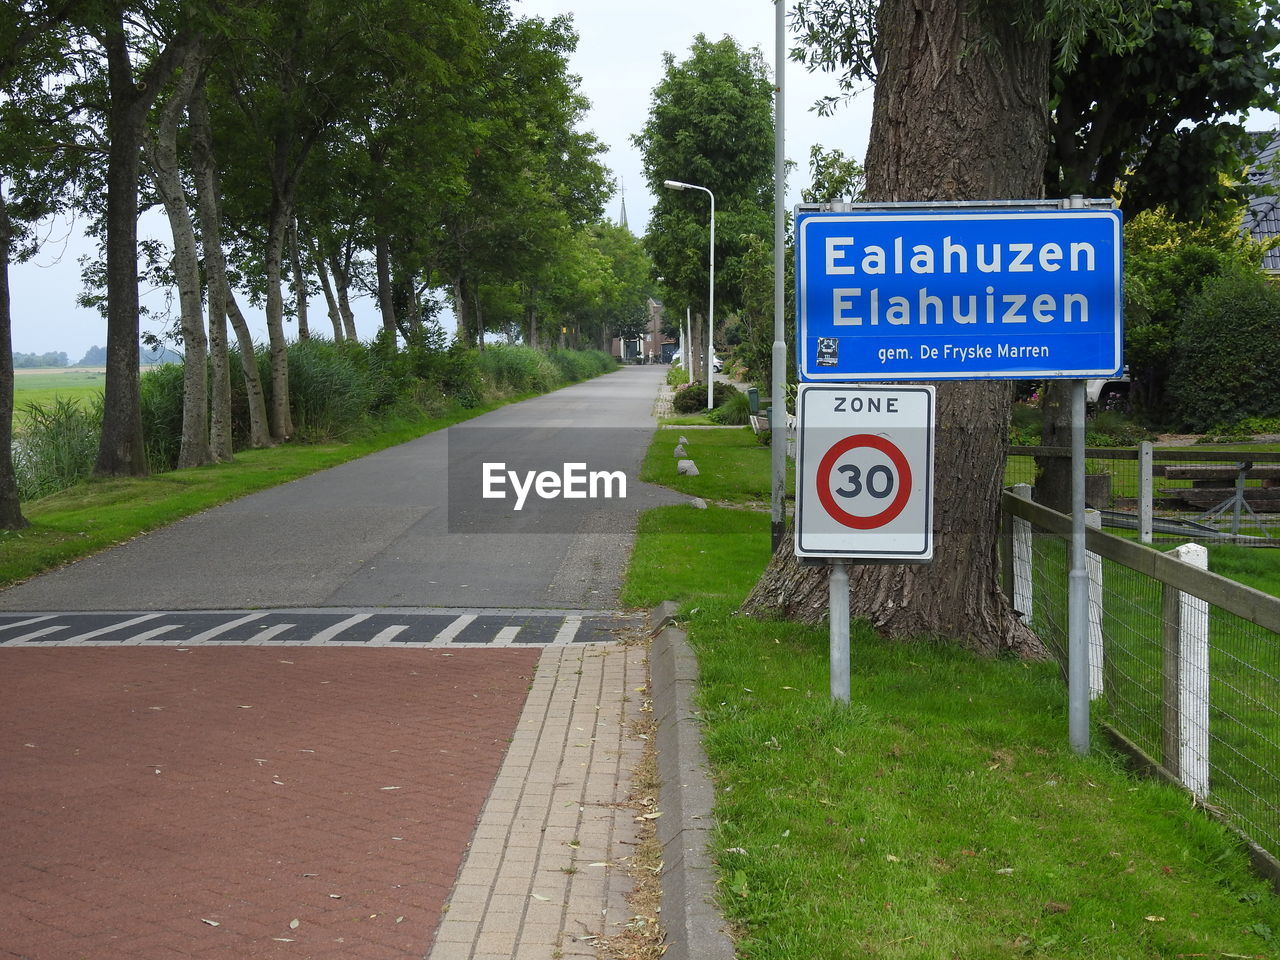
<box><xmin>1003</xmin><ymin>491</ymin><xmax>1280</xmax><ymax>864</ymax></box>
<box><xmin>1008</xmin><ymin>445</ymin><xmax>1280</xmax><ymax>544</ymax></box>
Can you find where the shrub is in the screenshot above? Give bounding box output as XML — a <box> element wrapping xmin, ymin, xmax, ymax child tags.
<box><xmin>13</xmin><ymin>396</ymin><xmax>102</xmax><ymax>501</ymax></box>
<box><xmin>672</xmin><ymin>380</ymin><xmax>741</xmax><ymax>414</ymax></box>
<box><xmin>139</xmin><ymin>362</ymin><xmax>186</xmax><ymax>471</ymax></box>
<box><xmin>549</xmin><ymin>348</ymin><xmax>615</xmax><ymax>382</ymax></box>
<box><xmin>476</xmin><ymin>344</ymin><xmax>561</xmax><ymax>395</ymax></box>
<box><xmin>287</xmin><ymin>338</ymin><xmax>374</xmax><ymax>440</ymax></box>
<box><xmin>1169</xmin><ymin>270</ymin><xmax>1280</xmax><ymax>431</ymax></box>
<box><xmin>1085</xmin><ymin>410</ymin><xmax>1154</xmax><ymax>447</ymax></box>
<box><xmin>708</xmin><ymin>390</ymin><xmax>752</xmax><ymax>425</ymax></box>
<box><xmin>1008</xmin><ymin>402</ymin><xmax>1041</xmax><ymax>446</ymax></box>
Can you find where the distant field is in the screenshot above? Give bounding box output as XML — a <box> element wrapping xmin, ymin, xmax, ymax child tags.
<box><xmin>11</xmin><ymin>368</ymin><xmax>105</xmax><ymax>430</ymax></box>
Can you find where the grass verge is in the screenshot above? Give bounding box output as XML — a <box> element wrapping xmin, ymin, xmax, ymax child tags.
<box><xmin>639</xmin><ymin>426</ymin><xmax>793</xmax><ymax>506</ymax></box>
<box><xmin>1</xmin><ymin>395</ymin><xmax>521</xmax><ymax>589</ymax></box>
<box><xmin>623</xmin><ymin>433</ymin><xmax>1280</xmax><ymax>959</ymax></box>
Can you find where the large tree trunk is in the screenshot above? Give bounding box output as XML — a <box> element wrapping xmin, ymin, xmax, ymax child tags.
<box><xmin>375</xmin><ymin>232</ymin><xmax>396</xmax><ymax>335</ymax></box>
<box><xmin>144</xmin><ymin>47</ymin><xmax>210</xmax><ymax>470</ymax></box>
<box><xmin>327</xmin><ymin>248</ymin><xmax>358</xmax><ymax>342</ymax></box>
<box><xmin>191</xmin><ymin>85</ymin><xmax>267</xmax><ymax>452</ymax></box>
<box><xmin>307</xmin><ymin>234</ymin><xmax>344</xmax><ymax>341</ymax></box>
<box><xmin>1037</xmin><ymin>381</ymin><xmax>1073</xmax><ymax>511</ymax></box>
<box><xmin>264</xmin><ymin>198</ymin><xmax>294</xmax><ymax>440</ymax></box>
<box><xmin>289</xmin><ymin>215</ymin><xmax>309</xmax><ymax>341</ymax></box>
<box><xmin>94</xmin><ymin>17</ymin><xmax>194</xmax><ymax>477</ymax></box>
<box><xmin>0</xmin><ymin>190</ymin><xmax>28</xmax><ymax>529</ymax></box>
<box><xmin>743</xmin><ymin>0</ymin><xmax>1048</xmax><ymax>658</ymax></box>
<box><xmin>95</xmin><ymin>24</ymin><xmax>151</xmax><ymax>477</ymax></box>
<box><xmin>454</xmin><ymin>276</ymin><xmax>472</xmax><ymax>346</ymax></box>
<box><xmin>225</xmin><ymin>289</ymin><xmax>273</xmax><ymax>448</ymax></box>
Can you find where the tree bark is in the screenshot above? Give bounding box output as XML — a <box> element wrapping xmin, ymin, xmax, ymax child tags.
<box><xmin>453</xmin><ymin>276</ymin><xmax>472</xmax><ymax>346</ymax></box>
<box><xmin>264</xmin><ymin>196</ymin><xmax>294</xmax><ymax>440</ymax></box>
<box><xmin>1037</xmin><ymin>381</ymin><xmax>1073</xmax><ymax>511</ymax></box>
<box><xmin>144</xmin><ymin>46</ymin><xmax>210</xmax><ymax>470</ymax></box>
<box><xmin>307</xmin><ymin>234</ymin><xmax>344</xmax><ymax>341</ymax></box>
<box><xmin>225</xmin><ymin>289</ymin><xmax>273</xmax><ymax>448</ymax></box>
<box><xmin>0</xmin><ymin>190</ymin><xmax>28</xmax><ymax>529</ymax></box>
<box><xmin>289</xmin><ymin>215</ymin><xmax>309</xmax><ymax>340</ymax></box>
<box><xmin>743</xmin><ymin>0</ymin><xmax>1049</xmax><ymax>658</ymax></box>
<box><xmin>94</xmin><ymin>18</ymin><xmax>193</xmax><ymax>477</ymax></box>
<box><xmin>375</xmin><ymin>232</ymin><xmax>396</xmax><ymax>335</ymax></box>
<box><xmin>191</xmin><ymin>84</ymin><xmax>269</xmax><ymax>451</ymax></box>
<box><xmin>327</xmin><ymin>248</ymin><xmax>358</xmax><ymax>341</ymax></box>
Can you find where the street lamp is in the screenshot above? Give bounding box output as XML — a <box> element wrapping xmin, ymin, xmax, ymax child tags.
<box><xmin>663</xmin><ymin>179</ymin><xmax>715</xmax><ymax>409</ymax></box>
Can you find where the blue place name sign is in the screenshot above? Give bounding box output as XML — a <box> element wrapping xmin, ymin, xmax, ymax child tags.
<box><xmin>796</xmin><ymin>207</ymin><xmax>1123</xmax><ymax>381</ymax></box>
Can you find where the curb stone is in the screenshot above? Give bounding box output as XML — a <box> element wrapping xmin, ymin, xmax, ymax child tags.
<box><xmin>650</xmin><ymin>604</ymin><xmax>735</xmax><ymax>960</ymax></box>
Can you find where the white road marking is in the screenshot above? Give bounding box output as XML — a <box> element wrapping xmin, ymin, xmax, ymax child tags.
<box><xmin>6</xmin><ymin>625</ymin><xmax>71</xmax><ymax>644</ymax></box>
<box><xmin>123</xmin><ymin>624</ymin><xmax>183</xmax><ymax>644</ymax></box>
<box><xmin>0</xmin><ymin>616</ymin><xmax>54</xmax><ymax>635</ymax></box>
<box><xmin>429</xmin><ymin>614</ymin><xmax>476</xmax><ymax>646</ymax></box>
<box><xmin>552</xmin><ymin>616</ymin><xmax>582</xmax><ymax>645</ymax></box>
<box><xmin>185</xmin><ymin>613</ymin><xmax>265</xmax><ymax>644</ymax></box>
<box><xmin>491</xmin><ymin>625</ymin><xmax>522</xmax><ymax>646</ymax></box>
<box><xmin>61</xmin><ymin>614</ymin><xmax>161</xmax><ymax>645</ymax></box>
<box><xmin>305</xmin><ymin>614</ymin><xmax>369</xmax><ymax>645</ymax></box>
<box><xmin>367</xmin><ymin>625</ymin><xmax>410</xmax><ymax>646</ymax></box>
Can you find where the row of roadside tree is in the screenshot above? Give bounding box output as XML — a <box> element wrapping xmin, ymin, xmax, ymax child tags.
<box><xmin>0</xmin><ymin>0</ymin><xmax>657</xmax><ymax>531</ymax></box>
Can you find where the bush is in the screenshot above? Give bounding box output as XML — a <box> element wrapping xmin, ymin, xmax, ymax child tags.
<box><xmin>1169</xmin><ymin>271</ymin><xmax>1280</xmax><ymax>431</ymax></box>
<box><xmin>476</xmin><ymin>344</ymin><xmax>561</xmax><ymax>395</ymax></box>
<box><xmin>708</xmin><ymin>390</ymin><xmax>752</xmax><ymax>425</ymax></box>
<box><xmin>139</xmin><ymin>363</ymin><xmax>186</xmax><ymax>471</ymax></box>
<box><xmin>1009</xmin><ymin>402</ymin><xmax>1041</xmax><ymax>446</ymax></box>
<box><xmin>1085</xmin><ymin>410</ymin><xmax>1155</xmax><ymax>447</ymax></box>
<box><xmin>13</xmin><ymin>396</ymin><xmax>102</xmax><ymax>501</ymax></box>
<box><xmin>287</xmin><ymin>338</ymin><xmax>374</xmax><ymax>440</ymax></box>
<box><xmin>548</xmin><ymin>348</ymin><xmax>615</xmax><ymax>382</ymax></box>
<box><xmin>672</xmin><ymin>380</ymin><xmax>741</xmax><ymax>414</ymax></box>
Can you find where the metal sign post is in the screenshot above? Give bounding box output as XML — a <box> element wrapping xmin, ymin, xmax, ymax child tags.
<box><xmin>829</xmin><ymin>559</ymin><xmax>850</xmax><ymax>704</ymax></box>
<box><xmin>794</xmin><ymin>198</ymin><xmax>1122</xmax><ymax>740</ymax></box>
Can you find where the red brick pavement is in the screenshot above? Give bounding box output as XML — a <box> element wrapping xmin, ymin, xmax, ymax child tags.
<box><xmin>0</xmin><ymin>646</ymin><xmax>540</xmax><ymax>960</ymax></box>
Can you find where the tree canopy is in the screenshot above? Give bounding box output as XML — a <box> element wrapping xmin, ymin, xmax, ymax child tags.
<box><xmin>0</xmin><ymin>0</ymin><xmax>630</xmax><ymax>509</ymax></box>
<box><xmin>634</xmin><ymin>34</ymin><xmax>774</xmax><ymax>328</ymax></box>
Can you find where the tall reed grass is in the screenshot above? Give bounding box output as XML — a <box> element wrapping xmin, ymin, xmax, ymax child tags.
<box><xmin>13</xmin><ymin>396</ymin><xmax>103</xmax><ymax>500</ymax></box>
<box><xmin>11</xmin><ymin>341</ymin><xmax>617</xmax><ymax>502</ymax></box>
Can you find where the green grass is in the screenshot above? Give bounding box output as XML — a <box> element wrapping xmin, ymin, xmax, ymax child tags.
<box><xmin>1209</xmin><ymin>544</ymin><xmax>1280</xmax><ymax>596</ymax></box>
<box><xmin>0</xmin><ymin>399</ymin><xmax>509</xmax><ymax>589</ymax></box>
<box><xmin>658</xmin><ymin>414</ymin><xmax>719</xmax><ymax>426</ymax></box>
<box><xmin>620</xmin><ymin>504</ymin><xmax>772</xmax><ymax>607</ymax></box>
<box><xmin>640</xmin><ymin>426</ymin><xmax>793</xmax><ymax>505</ymax></box>
<box><xmin>12</xmin><ymin>369</ymin><xmax>105</xmax><ymax>429</ymax></box>
<box><xmin>624</xmin><ymin>431</ymin><xmax>1280</xmax><ymax>960</ymax></box>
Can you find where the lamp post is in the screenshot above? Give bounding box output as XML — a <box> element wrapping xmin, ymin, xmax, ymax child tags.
<box><xmin>663</xmin><ymin>179</ymin><xmax>715</xmax><ymax>409</ymax></box>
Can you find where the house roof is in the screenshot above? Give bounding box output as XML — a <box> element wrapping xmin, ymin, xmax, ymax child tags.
<box><xmin>1244</xmin><ymin>129</ymin><xmax>1280</xmax><ymax>271</ymax></box>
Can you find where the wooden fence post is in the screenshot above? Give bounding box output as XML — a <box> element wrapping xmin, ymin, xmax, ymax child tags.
<box><xmin>1161</xmin><ymin>543</ymin><xmax>1210</xmax><ymax>799</ymax></box>
<box><xmin>1011</xmin><ymin>484</ymin><xmax>1033</xmax><ymax>622</ymax></box>
<box><xmin>1086</xmin><ymin>509</ymin><xmax>1104</xmax><ymax>699</ymax></box>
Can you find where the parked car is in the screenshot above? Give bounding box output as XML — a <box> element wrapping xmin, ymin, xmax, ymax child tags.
<box><xmin>1085</xmin><ymin>369</ymin><xmax>1130</xmax><ymax>410</ymax></box>
<box><xmin>671</xmin><ymin>349</ymin><xmax>723</xmax><ymax>373</ymax></box>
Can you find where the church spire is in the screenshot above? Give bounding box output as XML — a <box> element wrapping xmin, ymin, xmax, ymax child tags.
<box><xmin>618</xmin><ymin>179</ymin><xmax>629</xmax><ymax>232</ymax></box>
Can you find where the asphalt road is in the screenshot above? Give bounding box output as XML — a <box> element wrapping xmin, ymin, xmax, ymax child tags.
<box><xmin>0</xmin><ymin>365</ymin><xmax>683</xmax><ymax>612</ymax></box>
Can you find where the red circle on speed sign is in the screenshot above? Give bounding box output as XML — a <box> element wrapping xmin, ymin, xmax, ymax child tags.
<box><xmin>815</xmin><ymin>434</ymin><xmax>913</xmax><ymax>529</ymax></box>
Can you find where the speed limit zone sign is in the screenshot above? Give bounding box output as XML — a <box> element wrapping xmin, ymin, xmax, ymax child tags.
<box><xmin>795</xmin><ymin>384</ymin><xmax>935</xmax><ymax>560</ymax></box>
